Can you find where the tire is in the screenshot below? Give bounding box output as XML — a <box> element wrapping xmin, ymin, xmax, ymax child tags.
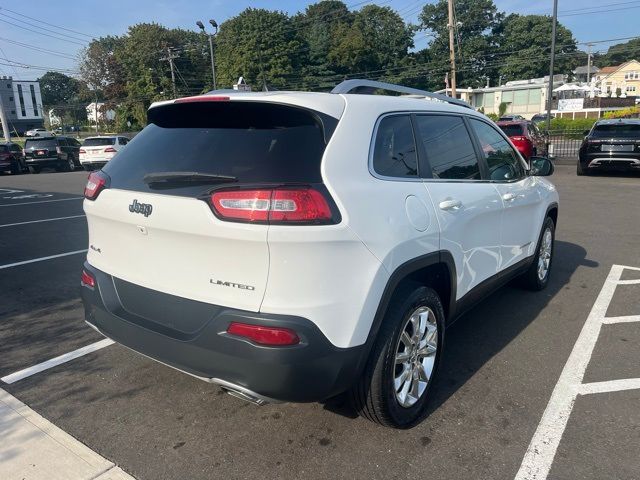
<box><xmin>576</xmin><ymin>161</ymin><xmax>588</xmax><ymax>176</ymax></box>
<box><xmin>349</xmin><ymin>284</ymin><xmax>445</xmax><ymax>428</ymax></box>
<box><xmin>28</xmin><ymin>166</ymin><xmax>41</xmax><ymax>174</ymax></box>
<box><xmin>521</xmin><ymin>216</ymin><xmax>555</xmax><ymax>291</ymax></box>
<box><xmin>59</xmin><ymin>157</ymin><xmax>76</xmax><ymax>172</ymax></box>
<box><xmin>10</xmin><ymin>161</ymin><xmax>21</xmax><ymax>175</ymax></box>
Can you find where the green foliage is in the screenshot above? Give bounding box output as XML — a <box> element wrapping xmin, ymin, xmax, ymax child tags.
<box><xmin>547</xmin><ymin>117</ymin><xmax>597</xmax><ymax>132</ymax></box>
<box><xmin>419</xmin><ymin>0</ymin><xmax>503</xmax><ymax>89</ymax></box>
<box><xmin>215</xmin><ymin>9</ymin><xmax>304</xmax><ymax>90</ymax></box>
<box><xmin>486</xmin><ymin>112</ymin><xmax>499</xmax><ymax>121</ymax></box>
<box><xmin>495</xmin><ymin>15</ymin><xmax>577</xmax><ymax>82</ymax></box>
<box><xmin>603</xmin><ymin>106</ymin><xmax>640</xmax><ymax>119</ymax></box>
<box><xmin>596</xmin><ymin>38</ymin><xmax>640</xmax><ymax>67</ymax></box>
<box><xmin>498</xmin><ymin>102</ymin><xmax>508</xmax><ymax>117</ymax></box>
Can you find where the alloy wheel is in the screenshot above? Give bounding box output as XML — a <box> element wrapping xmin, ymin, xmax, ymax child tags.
<box><xmin>393</xmin><ymin>306</ymin><xmax>438</xmax><ymax>408</ymax></box>
<box><xmin>537</xmin><ymin>227</ymin><xmax>553</xmax><ymax>281</ymax></box>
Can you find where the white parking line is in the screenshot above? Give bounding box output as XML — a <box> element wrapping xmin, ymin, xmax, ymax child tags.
<box><xmin>514</xmin><ymin>264</ymin><xmax>640</xmax><ymax>480</ymax></box>
<box><xmin>0</xmin><ymin>214</ymin><xmax>85</xmax><ymax>228</ymax></box>
<box><xmin>0</xmin><ymin>197</ymin><xmax>84</xmax><ymax>207</ymax></box>
<box><xmin>0</xmin><ymin>249</ymin><xmax>87</xmax><ymax>270</ymax></box>
<box><xmin>1</xmin><ymin>339</ymin><xmax>114</xmax><ymax>384</ymax></box>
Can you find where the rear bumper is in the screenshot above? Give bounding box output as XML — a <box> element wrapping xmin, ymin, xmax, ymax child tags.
<box><xmin>25</xmin><ymin>157</ymin><xmax>60</xmax><ymax>166</ymax></box>
<box><xmin>80</xmin><ymin>160</ymin><xmax>108</xmax><ymax>170</ymax></box>
<box><xmin>579</xmin><ymin>153</ymin><xmax>640</xmax><ymax>170</ymax></box>
<box><xmin>81</xmin><ymin>262</ymin><xmax>364</xmax><ymax>403</ymax></box>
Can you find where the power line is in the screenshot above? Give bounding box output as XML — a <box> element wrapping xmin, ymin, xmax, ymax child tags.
<box><xmin>0</xmin><ymin>10</ymin><xmax>89</xmax><ymax>43</ymax></box>
<box><xmin>0</xmin><ymin>17</ymin><xmax>86</xmax><ymax>46</ymax></box>
<box><xmin>0</xmin><ymin>36</ymin><xmax>78</xmax><ymax>60</ymax></box>
<box><xmin>0</xmin><ymin>6</ymin><xmax>94</xmax><ymax>38</ymax></box>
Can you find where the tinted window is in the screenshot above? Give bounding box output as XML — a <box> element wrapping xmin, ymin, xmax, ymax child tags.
<box><xmin>57</xmin><ymin>138</ymin><xmax>68</xmax><ymax>146</ymax></box>
<box><xmin>25</xmin><ymin>138</ymin><xmax>57</xmax><ymax>149</ymax></box>
<box><xmin>469</xmin><ymin>119</ymin><xmax>525</xmax><ymax>181</ymax></box>
<box><xmin>372</xmin><ymin>115</ymin><xmax>418</xmax><ymax>178</ymax></box>
<box><xmin>415</xmin><ymin>115</ymin><xmax>480</xmax><ymax>180</ymax></box>
<box><xmin>499</xmin><ymin>124</ymin><xmax>524</xmax><ymax>137</ymax></box>
<box><xmin>0</xmin><ymin>145</ymin><xmax>8</xmax><ymax>153</ymax></box>
<box><xmin>11</xmin><ymin>144</ymin><xmax>22</xmax><ymax>152</ymax></box>
<box><xmin>84</xmin><ymin>137</ymin><xmax>116</xmax><ymax>146</ymax></box>
<box><xmin>104</xmin><ymin>102</ymin><xmax>331</xmax><ymax>194</ymax></box>
<box><xmin>591</xmin><ymin>123</ymin><xmax>640</xmax><ymax>138</ymax></box>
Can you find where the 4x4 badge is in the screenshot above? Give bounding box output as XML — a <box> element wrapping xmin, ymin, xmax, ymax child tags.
<box><xmin>129</xmin><ymin>199</ymin><xmax>153</xmax><ymax>217</ymax></box>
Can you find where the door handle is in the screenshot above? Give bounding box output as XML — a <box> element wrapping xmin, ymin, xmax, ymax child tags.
<box><xmin>439</xmin><ymin>199</ymin><xmax>462</xmax><ymax>211</ymax></box>
<box><xmin>502</xmin><ymin>192</ymin><xmax>523</xmax><ymax>202</ymax></box>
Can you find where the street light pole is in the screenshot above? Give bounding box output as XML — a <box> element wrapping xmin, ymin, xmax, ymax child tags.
<box><xmin>197</xmin><ymin>20</ymin><xmax>218</xmax><ymax>90</ymax></box>
<box><xmin>545</xmin><ymin>0</ymin><xmax>558</xmax><ymax>137</ymax></box>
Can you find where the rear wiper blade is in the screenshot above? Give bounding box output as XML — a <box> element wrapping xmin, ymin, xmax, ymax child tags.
<box><xmin>143</xmin><ymin>172</ymin><xmax>238</xmax><ymax>186</ymax></box>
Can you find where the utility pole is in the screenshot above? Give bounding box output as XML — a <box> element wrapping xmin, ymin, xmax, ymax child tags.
<box><xmin>197</xmin><ymin>20</ymin><xmax>218</xmax><ymax>90</ymax></box>
<box><xmin>161</xmin><ymin>47</ymin><xmax>179</xmax><ymax>97</ymax></box>
<box><xmin>545</xmin><ymin>0</ymin><xmax>558</xmax><ymax>137</ymax></box>
<box><xmin>586</xmin><ymin>43</ymin><xmax>594</xmax><ymax>83</ymax></box>
<box><xmin>447</xmin><ymin>0</ymin><xmax>457</xmax><ymax>98</ymax></box>
<box><xmin>0</xmin><ymin>92</ymin><xmax>10</xmax><ymax>142</ymax></box>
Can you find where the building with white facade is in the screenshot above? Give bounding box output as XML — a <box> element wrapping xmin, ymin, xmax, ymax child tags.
<box><xmin>86</xmin><ymin>102</ymin><xmax>116</xmax><ymax>124</ymax></box>
<box><xmin>0</xmin><ymin>76</ymin><xmax>45</xmax><ymax>134</ymax></box>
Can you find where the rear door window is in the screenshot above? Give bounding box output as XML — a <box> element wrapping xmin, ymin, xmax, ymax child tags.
<box><xmin>372</xmin><ymin>115</ymin><xmax>418</xmax><ymax>178</ymax></box>
<box><xmin>103</xmin><ymin>101</ymin><xmax>334</xmax><ymax>195</ymax></box>
<box><xmin>414</xmin><ymin>115</ymin><xmax>480</xmax><ymax>180</ymax></box>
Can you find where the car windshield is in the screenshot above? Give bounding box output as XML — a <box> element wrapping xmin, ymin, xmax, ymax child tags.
<box><xmin>25</xmin><ymin>139</ymin><xmax>57</xmax><ymax>149</ymax></box>
<box><xmin>83</xmin><ymin>138</ymin><xmax>116</xmax><ymax>146</ymax></box>
<box><xmin>499</xmin><ymin>124</ymin><xmax>524</xmax><ymax>136</ymax></box>
<box><xmin>591</xmin><ymin>124</ymin><xmax>640</xmax><ymax>138</ymax></box>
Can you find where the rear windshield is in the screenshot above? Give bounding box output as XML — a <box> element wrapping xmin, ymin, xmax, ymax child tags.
<box><xmin>498</xmin><ymin>124</ymin><xmax>524</xmax><ymax>137</ymax></box>
<box><xmin>25</xmin><ymin>139</ymin><xmax>57</xmax><ymax>149</ymax></box>
<box><xmin>83</xmin><ymin>138</ymin><xmax>116</xmax><ymax>146</ymax></box>
<box><xmin>103</xmin><ymin>101</ymin><xmax>334</xmax><ymax>194</ymax></box>
<box><xmin>591</xmin><ymin>124</ymin><xmax>640</xmax><ymax>138</ymax></box>
<box><xmin>0</xmin><ymin>145</ymin><xmax>8</xmax><ymax>153</ymax></box>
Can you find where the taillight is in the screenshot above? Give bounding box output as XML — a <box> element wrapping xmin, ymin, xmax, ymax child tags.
<box><xmin>510</xmin><ymin>136</ymin><xmax>528</xmax><ymax>143</ymax></box>
<box><xmin>84</xmin><ymin>171</ymin><xmax>109</xmax><ymax>200</ymax></box>
<box><xmin>227</xmin><ymin>322</ymin><xmax>300</xmax><ymax>346</ymax></box>
<box><xmin>80</xmin><ymin>269</ymin><xmax>96</xmax><ymax>289</ymax></box>
<box><xmin>210</xmin><ymin>187</ymin><xmax>334</xmax><ymax>224</ymax></box>
<box><xmin>79</xmin><ymin>149</ymin><xmax>86</xmax><ymax>154</ymax></box>
<box><xmin>104</xmin><ymin>147</ymin><xmax>117</xmax><ymax>153</ymax></box>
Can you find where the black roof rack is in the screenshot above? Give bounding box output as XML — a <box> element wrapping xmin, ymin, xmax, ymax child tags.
<box><xmin>331</xmin><ymin>79</ymin><xmax>472</xmax><ymax>109</ymax></box>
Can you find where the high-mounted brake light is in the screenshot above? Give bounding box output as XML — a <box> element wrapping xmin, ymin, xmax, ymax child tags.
<box><xmin>175</xmin><ymin>95</ymin><xmax>230</xmax><ymax>104</ymax></box>
<box><xmin>84</xmin><ymin>171</ymin><xmax>109</xmax><ymax>200</ymax></box>
<box><xmin>227</xmin><ymin>322</ymin><xmax>300</xmax><ymax>346</ymax></box>
<box><xmin>104</xmin><ymin>147</ymin><xmax>117</xmax><ymax>153</ymax></box>
<box><xmin>210</xmin><ymin>188</ymin><xmax>333</xmax><ymax>224</ymax></box>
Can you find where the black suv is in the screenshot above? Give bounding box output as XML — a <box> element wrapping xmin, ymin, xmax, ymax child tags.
<box><xmin>0</xmin><ymin>142</ymin><xmax>25</xmax><ymax>174</ymax></box>
<box><xmin>578</xmin><ymin>119</ymin><xmax>640</xmax><ymax>175</ymax></box>
<box><xmin>23</xmin><ymin>136</ymin><xmax>82</xmax><ymax>174</ymax></box>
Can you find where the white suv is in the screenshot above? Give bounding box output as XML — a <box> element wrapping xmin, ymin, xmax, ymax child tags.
<box><xmin>81</xmin><ymin>80</ymin><xmax>558</xmax><ymax>428</ymax></box>
<box><xmin>80</xmin><ymin>136</ymin><xmax>129</xmax><ymax>171</ymax></box>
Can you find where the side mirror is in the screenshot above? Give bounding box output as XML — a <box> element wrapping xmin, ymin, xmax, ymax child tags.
<box><xmin>530</xmin><ymin>156</ymin><xmax>554</xmax><ymax>176</ymax></box>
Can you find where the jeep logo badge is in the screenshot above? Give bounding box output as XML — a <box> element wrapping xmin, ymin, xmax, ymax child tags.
<box><xmin>129</xmin><ymin>199</ymin><xmax>153</xmax><ymax>217</ymax></box>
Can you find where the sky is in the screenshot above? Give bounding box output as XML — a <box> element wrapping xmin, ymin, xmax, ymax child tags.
<box><xmin>0</xmin><ymin>0</ymin><xmax>638</xmax><ymax>81</ymax></box>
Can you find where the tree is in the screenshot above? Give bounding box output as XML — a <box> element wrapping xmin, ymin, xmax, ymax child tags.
<box><xmin>215</xmin><ymin>9</ymin><xmax>305</xmax><ymax>90</ymax></box>
<box><xmin>328</xmin><ymin>5</ymin><xmax>413</xmax><ymax>73</ymax></box>
<box><xmin>496</xmin><ymin>14</ymin><xmax>578</xmax><ymax>81</ymax></box>
<box><xmin>597</xmin><ymin>38</ymin><xmax>640</xmax><ymax>67</ymax></box>
<box><xmin>418</xmin><ymin>0</ymin><xmax>504</xmax><ymax>89</ymax></box>
<box><xmin>39</xmin><ymin>72</ymin><xmax>81</xmax><ymax>107</ymax></box>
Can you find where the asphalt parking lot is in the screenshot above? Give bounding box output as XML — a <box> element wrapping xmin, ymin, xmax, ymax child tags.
<box><xmin>1</xmin><ymin>166</ymin><xmax>639</xmax><ymax>480</ymax></box>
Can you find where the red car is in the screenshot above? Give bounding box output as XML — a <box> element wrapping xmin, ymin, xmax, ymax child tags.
<box><xmin>496</xmin><ymin>120</ymin><xmax>547</xmax><ymax>160</ymax></box>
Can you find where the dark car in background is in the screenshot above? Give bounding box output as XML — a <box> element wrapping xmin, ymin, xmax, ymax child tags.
<box><xmin>0</xmin><ymin>142</ymin><xmax>25</xmax><ymax>175</ymax></box>
<box><xmin>496</xmin><ymin>120</ymin><xmax>547</xmax><ymax>160</ymax></box>
<box><xmin>578</xmin><ymin>119</ymin><xmax>640</xmax><ymax>175</ymax></box>
<box><xmin>23</xmin><ymin>136</ymin><xmax>82</xmax><ymax>174</ymax></box>
<box><xmin>531</xmin><ymin>113</ymin><xmax>554</xmax><ymax>124</ymax></box>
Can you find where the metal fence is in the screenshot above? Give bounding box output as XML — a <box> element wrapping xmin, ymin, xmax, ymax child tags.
<box><xmin>547</xmin><ymin>129</ymin><xmax>584</xmax><ymax>159</ymax></box>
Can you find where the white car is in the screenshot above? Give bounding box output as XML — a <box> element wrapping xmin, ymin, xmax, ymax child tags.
<box><xmin>79</xmin><ymin>136</ymin><xmax>129</xmax><ymax>171</ymax></box>
<box><xmin>25</xmin><ymin>127</ymin><xmax>54</xmax><ymax>137</ymax></box>
<box><xmin>81</xmin><ymin>80</ymin><xmax>558</xmax><ymax>428</ymax></box>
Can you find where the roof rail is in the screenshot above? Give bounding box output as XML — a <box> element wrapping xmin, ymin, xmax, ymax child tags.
<box><xmin>331</xmin><ymin>79</ymin><xmax>472</xmax><ymax>109</ymax></box>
